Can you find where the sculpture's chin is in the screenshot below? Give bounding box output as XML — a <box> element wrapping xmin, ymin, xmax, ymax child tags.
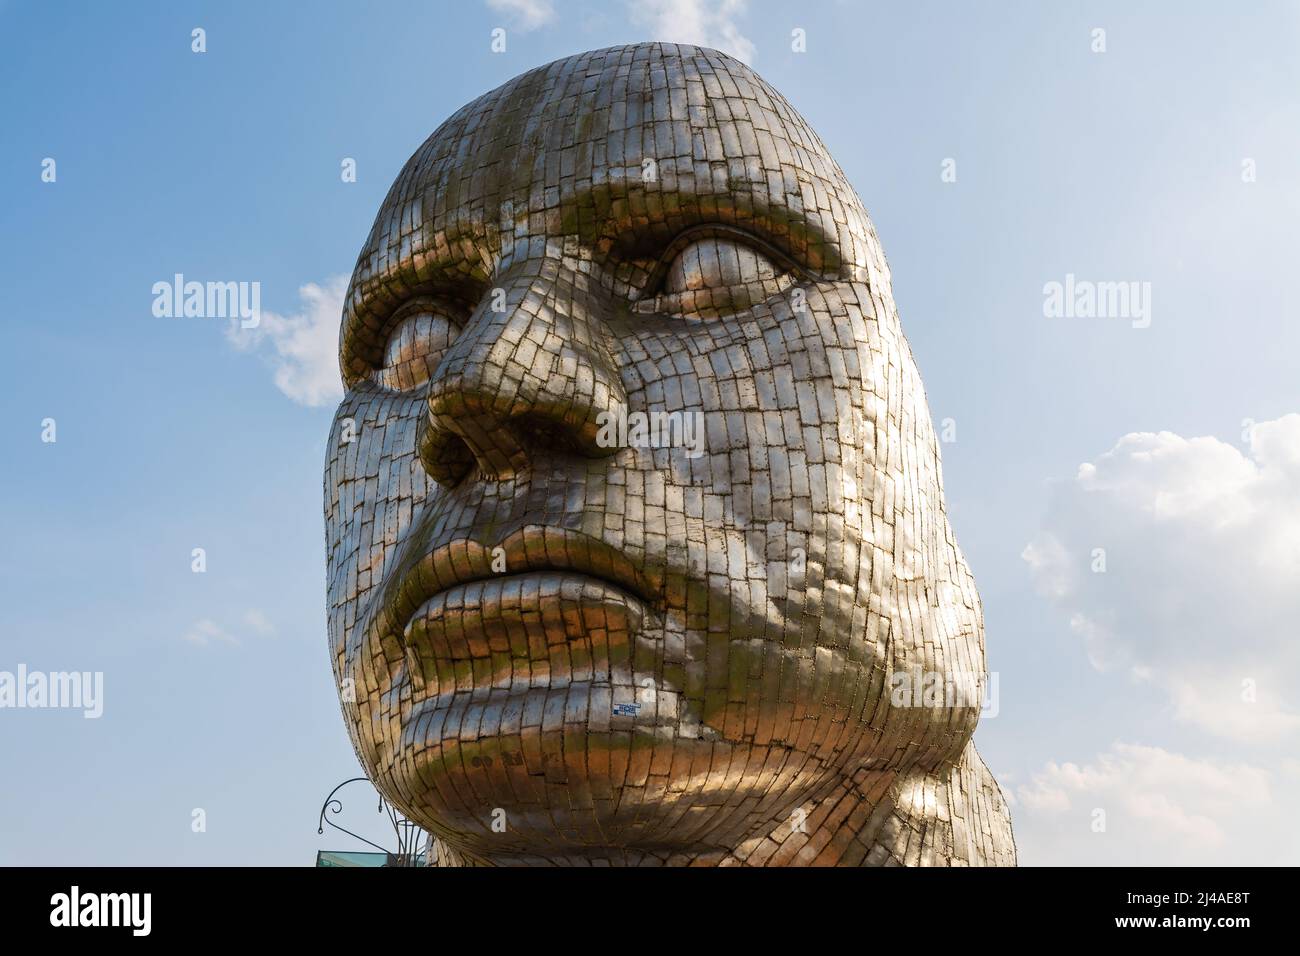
<box><xmin>389</xmin><ymin>754</ymin><xmax>656</xmax><ymax>859</ymax></box>
<box><xmin>381</xmin><ymin>722</ymin><xmax>845</xmax><ymax>862</ymax></box>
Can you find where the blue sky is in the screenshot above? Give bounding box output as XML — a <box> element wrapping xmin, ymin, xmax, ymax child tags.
<box><xmin>2</xmin><ymin>0</ymin><xmax>1297</xmax><ymax>864</ymax></box>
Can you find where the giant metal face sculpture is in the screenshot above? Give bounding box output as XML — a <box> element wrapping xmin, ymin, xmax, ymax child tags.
<box><xmin>325</xmin><ymin>43</ymin><xmax>1015</xmax><ymax>866</ymax></box>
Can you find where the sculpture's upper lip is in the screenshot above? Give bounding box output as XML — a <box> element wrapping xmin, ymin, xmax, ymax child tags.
<box><xmin>378</xmin><ymin>525</ymin><xmax>661</xmax><ymax>639</ymax></box>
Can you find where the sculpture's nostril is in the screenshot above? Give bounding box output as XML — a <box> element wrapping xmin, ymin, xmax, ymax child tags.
<box><xmin>509</xmin><ymin>412</ymin><xmax>603</xmax><ymax>458</ymax></box>
<box><xmin>419</xmin><ymin>424</ymin><xmax>477</xmax><ymax>487</ymax></box>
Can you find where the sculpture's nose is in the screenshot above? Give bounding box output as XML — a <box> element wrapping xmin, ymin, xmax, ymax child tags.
<box><xmin>419</xmin><ymin>258</ymin><xmax>628</xmax><ymax>487</ymax></box>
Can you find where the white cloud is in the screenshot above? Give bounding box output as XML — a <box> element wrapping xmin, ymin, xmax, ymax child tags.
<box><xmin>1013</xmin><ymin>742</ymin><xmax>1288</xmax><ymax>865</ymax></box>
<box><xmin>242</xmin><ymin>609</ymin><xmax>276</xmax><ymax>638</ymax></box>
<box><xmin>626</xmin><ymin>0</ymin><xmax>756</xmax><ymax>64</ymax></box>
<box><xmin>486</xmin><ymin>0</ymin><xmax>555</xmax><ymax>32</ymax></box>
<box><xmin>183</xmin><ymin>610</ymin><xmax>275</xmax><ymax>647</ymax></box>
<box><xmin>225</xmin><ymin>277</ymin><xmax>346</xmax><ymax>408</ymax></box>
<box><xmin>1023</xmin><ymin>415</ymin><xmax>1300</xmax><ymax>742</ymax></box>
<box><xmin>183</xmin><ymin>618</ymin><xmax>238</xmax><ymax>647</ymax></box>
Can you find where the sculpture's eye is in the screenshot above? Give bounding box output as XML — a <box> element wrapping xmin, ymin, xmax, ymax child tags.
<box><xmin>372</xmin><ymin>301</ymin><xmax>461</xmax><ymax>391</ymax></box>
<box><xmin>636</xmin><ymin>235</ymin><xmax>798</xmax><ymax>318</ymax></box>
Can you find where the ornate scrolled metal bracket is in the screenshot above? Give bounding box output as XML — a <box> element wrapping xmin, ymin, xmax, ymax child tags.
<box><xmin>317</xmin><ymin>777</ymin><xmax>431</xmax><ymax>866</ymax></box>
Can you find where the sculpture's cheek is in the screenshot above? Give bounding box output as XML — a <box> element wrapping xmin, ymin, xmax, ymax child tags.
<box><xmin>323</xmin><ymin>385</ymin><xmax>431</xmax><ymax>737</ymax></box>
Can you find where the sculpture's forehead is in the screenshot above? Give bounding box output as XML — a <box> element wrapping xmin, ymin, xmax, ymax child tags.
<box><xmin>342</xmin><ymin>44</ymin><xmax>885</xmax><ymax>375</ymax></box>
<box><xmin>420</xmin><ymin>45</ymin><xmax>858</xmax><ymax>216</ymax></box>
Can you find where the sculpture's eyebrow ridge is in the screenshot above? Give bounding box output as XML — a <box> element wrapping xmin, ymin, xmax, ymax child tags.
<box><xmin>340</xmin><ymin>142</ymin><xmax>851</xmax><ymax>382</ymax></box>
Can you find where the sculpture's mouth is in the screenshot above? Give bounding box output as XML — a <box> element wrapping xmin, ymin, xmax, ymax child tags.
<box><xmin>405</xmin><ymin>572</ymin><xmax>651</xmax><ymax>679</ymax></box>
<box><xmin>378</xmin><ymin>524</ymin><xmax>661</xmax><ymax>654</ymax></box>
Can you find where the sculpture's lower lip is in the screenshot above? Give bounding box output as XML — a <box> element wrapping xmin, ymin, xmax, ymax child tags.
<box><xmin>403</xmin><ymin>571</ymin><xmax>650</xmax><ymax>678</ymax></box>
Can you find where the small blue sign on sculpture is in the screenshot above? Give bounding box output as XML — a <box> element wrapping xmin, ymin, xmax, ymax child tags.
<box><xmin>612</xmin><ymin>702</ymin><xmax>640</xmax><ymax>717</ymax></box>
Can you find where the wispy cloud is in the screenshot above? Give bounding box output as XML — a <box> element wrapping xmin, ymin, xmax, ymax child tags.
<box><xmin>225</xmin><ymin>276</ymin><xmax>346</xmax><ymax>408</ymax></box>
<box><xmin>1023</xmin><ymin>414</ymin><xmax>1300</xmax><ymax>743</ymax></box>
<box><xmin>625</xmin><ymin>0</ymin><xmax>756</xmax><ymax>63</ymax></box>
<box><xmin>183</xmin><ymin>618</ymin><xmax>239</xmax><ymax>647</ymax></box>
<box><xmin>241</xmin><ymin>609</ymin><xmax>276</xmax><ymax>638</ymax></box>
<box><xmin>1012</xmin><ymin>742</ymin><xmax>1291</xmax><ymax>864</ymax></box>
<box><xmin>486</xmin><ymin>0</ymin><xmax>556</xmax><ymax>32</ymax></box>
<box><xmin>183</xmin><ymin>610</ymin><xmax>276</xmax><ymax>647</ymax></box>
